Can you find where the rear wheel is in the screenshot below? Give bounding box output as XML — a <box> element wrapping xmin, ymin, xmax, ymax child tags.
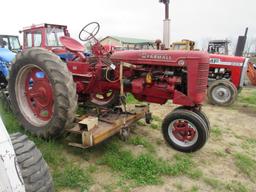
<box><xmin>162</xmin><ymin>110</ymin><xmax>208</xmax><ymax>152</ymax></box>
<box><xmin>11</xmin><ymin>133</ymin><xmax>54</xmax><ymax>192</ymax></box>
<box><xmin>207</xmin><ymin>79</ymin><xmax>237</xmax><ymax>106</ymax></box>
<box><xmin>8</xmin><ymin>48</ymin><xmax>77</xmax><ymax>138</ymax></box>
<box><xmin>88</xmin><ymin>90</ymin><xmax>120</xmax><ymax>108</ymax></box>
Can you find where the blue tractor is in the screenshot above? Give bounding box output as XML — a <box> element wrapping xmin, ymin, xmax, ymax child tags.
<box><xmin>0</xmin><ymin>48</ymin><xmax>15</xmax><ymax>88</ymax></box>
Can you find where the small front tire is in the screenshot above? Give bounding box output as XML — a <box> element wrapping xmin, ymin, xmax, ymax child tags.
<box><xmin>162</xmin><ymin>110</ymin><xmax>208</xmax><ymax>152</ymax></box>
<box><xmin>207</xmin><ymin>79</ymin><xmax>237</xmax><ymax>106</ymax></box>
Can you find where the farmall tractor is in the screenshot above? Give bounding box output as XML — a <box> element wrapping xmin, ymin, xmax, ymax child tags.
<box><xmin>8</xmin><ymin>22</ymin><xmax>210</xmax><ymax>152</ymax></box>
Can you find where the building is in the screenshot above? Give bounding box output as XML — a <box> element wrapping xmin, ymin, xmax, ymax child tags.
<box><xmin>100</xmin><ymin>36</ymin><xmax>155</xmax><ymax>50</ymax></box>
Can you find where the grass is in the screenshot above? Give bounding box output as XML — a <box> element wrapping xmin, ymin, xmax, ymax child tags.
<box><xmin>128</xmin><ymin>135</ymin><xmax>155</xmax><ymax>153</ymax></box>
<box><xmin>203</xmin><ymin>177</ymin><xmax>249</xmax><ymax>192</ymax></box>
<box><xmin>0</xmin><ymin>101</ymin><xmax>94</xmax><ymax>191</ymax></box>
<box><xmin>99</xmin><ymin>140</ymin><xmax>195</xmax><ymax>185</ymax></box>
<box><xmin>136</xmin><ymin>120</ymin><xmax>146</xmax><ymax>126</ymax></box>
<box><xmin>241</xmin><ymin>138</ymin><xmax>256</xmax><ymax>149</ymax></box>
<box><xmin>211</xmin><ymin>126</ymin><xmax>222</xmax><ymax>138</ymax></box>
<box><xmin>213</xmin><ymin>149</ymin><xmax>228</xmax><ymax>158</ymax></box>
<box><xmin>238</xmin><ymin>89</ymin><xmax>256</xmax><ymax>105</ymax></box>
<box><xmin>150</xmin><ymin>122</ymin><xmax>159</xmax><ymax>129</ymax></box>
<box><xmin>225</xmin><ymin>180</ymin><xmax>249</xmax><ymax>192</ymax></box>
<box><xmin>126</xmin><ymin>93</ymin><xmax>141</xmax><ymax>104</ymax></box>
<box><xmin>203</xmin><ymin>177</ymin><xmax>223</xmax><ymax>189</ymax></box>
<box><xmin>54</xmin><ymin>164</ymin><xmax>92</xmax><ymax>190</ymax></box>
<box><xmin>234</xmin><ymin>153</ymin><xmax>256</xmax><ymax>182</ymax></box>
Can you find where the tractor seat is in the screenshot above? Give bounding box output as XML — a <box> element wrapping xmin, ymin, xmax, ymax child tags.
<box><xmin>60</xmin><ymin>36</ymin><xmax>85</xmax><ymax>53</ymax></box>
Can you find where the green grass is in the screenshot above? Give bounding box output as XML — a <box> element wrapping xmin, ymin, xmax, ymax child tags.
<box><xmin>241</xmin><ymin>138</ymin><xmax>256</xmax><ymax>150</ymax></box>
<box><xmin>150</xmin><ymin>122</ymin><xmax>159</xmax><ymax>129</ymax></box>
<box><xmin>238</xmin><ymin>90</ymin><xmax>256</xmax><ymax>105</ymax></box>
<box><xmin>213</xmin><ymin>149</ymin><xmax>228</xmax><ymax>158</ymax></box>
<box><xmin>99</xmin><ymin>140</ymin><xmax>195</xmax><ymax>185</ymax></box>
<box><xmin>0</xmin><ymin>101</ymin><xmax>93</xmax><ymax>191</ymax></box>
<box><xmin>126</xmin><ymin>93</ymin><xmax>140</xmax><ymax>104</ymax></box>
<box><xmin>234</xmin><ymin>153</ymin><xmax>256</xmax><ymax>182</ymax></box>
<box><xmin>128</xmin><ymin>135</ymin><xmax>155</xmax><ymax>153</ymax></box>
<box><xmin>203</xmin><ymin>177</ymin><xmax>223</xmax><ymax>189</ymax></box>
<box><xmin>153</xmin><ymin>115</ymin><xmax>162</xmax><ymax>122</ymax></box>
<box><xmin>203</xmin><ymin>177</ymin><xmax>250</xmax><ymax>191</ymax></box>
<box><xmin>211</xmin><ymin>126</ymin><xmax>222</xmax><ymax>138</ymax></box>
<box><xmin>189</xmin><ymin>186</ymin><xmax>199</xmax><ymax>192</ymax></box>
<box><xmin>54</xmin><ymin>164</ymin><xmax>92</xmax><ymax>190</ymax></box>
<box><xmin>225</xmin><ymin>180</ymin><xmax>249</xmax><ymax>192</ymax></box>
<box><xmin>136</xmin><ymin>120</ymin><xmax>146</xmax><ymax>126</ymax></box>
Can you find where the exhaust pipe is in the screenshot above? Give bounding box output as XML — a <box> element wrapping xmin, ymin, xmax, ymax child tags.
<box><xmin>235</xmin><ymin>27</ymin><xmax>248</xmax><ymax>56</ymax></box>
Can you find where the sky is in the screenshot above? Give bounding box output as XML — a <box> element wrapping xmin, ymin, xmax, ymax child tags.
<box><xmin>1</xmin><ymin>0</ymin><xmax>255</xmax><ymax>50</ymax></box>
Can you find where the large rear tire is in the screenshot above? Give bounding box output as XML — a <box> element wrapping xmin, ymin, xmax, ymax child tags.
<box><xmin>11</xmin><ymin>133</ymin><xmax>54</xmax><ymax>192</ymax></box>
<box><xmin>207</xmin><ymin>79</ymin><xmax>237</xmax><ymax>106</ymax></box>
<box><xmin>8</xmin><ymin>48</ymin><xmax>77</xmax><ymax>138</ymax></box>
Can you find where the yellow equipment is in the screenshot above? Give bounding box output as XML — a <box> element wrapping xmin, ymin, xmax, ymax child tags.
<box><xmin>171</xmin><ymin>39</ymin><xmax>195</xmax><ymax>51</ymax></box>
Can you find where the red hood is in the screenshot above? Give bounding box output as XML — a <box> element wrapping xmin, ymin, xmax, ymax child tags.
<box><xmin>209</xmin><ymin>54</ymin><xmax>245</xmax><ymax>63</ymax></box>
<box><xmin>111</xmin><ymin>50</ymin><xmax>209</xmax><ymax>66</ymax></box>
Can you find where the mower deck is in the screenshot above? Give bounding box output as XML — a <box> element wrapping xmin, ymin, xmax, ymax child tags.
<box><xmin>66</xmin><ymin>105</ymin><xmax>148</xmax><ymax>148</ymax></box>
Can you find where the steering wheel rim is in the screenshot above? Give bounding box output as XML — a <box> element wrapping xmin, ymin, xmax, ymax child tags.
<box><xmin>79</xmin><ymin>22</ymin><xmax>100</xmax><ymax>42</ymax></box>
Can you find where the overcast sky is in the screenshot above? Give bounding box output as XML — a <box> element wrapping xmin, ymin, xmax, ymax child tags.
<box><xmin>1</xmin><ymin>0</ymin><xmax>255</xmax><ymax>50</ymax></box>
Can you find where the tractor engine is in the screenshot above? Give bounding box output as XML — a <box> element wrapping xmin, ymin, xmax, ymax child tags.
<box><xmin>111</xmin><ymin>50</ymin><xmax>209</xmax><ymax>107</ymax></box>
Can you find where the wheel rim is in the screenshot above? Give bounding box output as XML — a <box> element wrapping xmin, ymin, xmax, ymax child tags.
<box><xmin>212</xmin><ymin>85</ymin><xmax>231</xmax><ymax>104</ymax></box>
<box><xmin>15</xmin><ymin>64</ymin><xmax>54</xmax><ymax>126</ymax></box>
<box><xmin>168</xmin><ymin>119</ymin><xmax>198</xmax><ymax>147</ymax></box>
<box><xmin>90</xmin><ymin>90</ymin><xmax>116</xmax><ymax>106</ymax></box>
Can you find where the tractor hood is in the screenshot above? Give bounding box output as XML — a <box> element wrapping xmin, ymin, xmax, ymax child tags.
<box><xmin>209</xmin><ymin>54</ymin><xmax>245</xmax><ymax>64</ymax></box>
<box><xmin>0</xmin><ymin>48</ymin><xmax>16</xmax><ymax>63</ymax></box>
<box><xmin>111</xmin><ymin>50</ymin><xmax>209</xmax><ymax>66</ymax></box>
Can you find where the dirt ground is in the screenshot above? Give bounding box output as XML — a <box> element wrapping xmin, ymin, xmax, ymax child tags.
<box><xmin>60</xmin><ymin>88</ymin><xmax>256</xmax><ymax>192</ymax></box>
<box><xmin>2</xmin><ymin>87</ymin><xmax>255</xmax><ymax>192</ymax></box>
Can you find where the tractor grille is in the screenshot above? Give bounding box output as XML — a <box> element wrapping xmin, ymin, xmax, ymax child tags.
<box><xmin>196</xmin><ymin>63</ymin><xmax>209</xmax><ymax>93</ymax></box>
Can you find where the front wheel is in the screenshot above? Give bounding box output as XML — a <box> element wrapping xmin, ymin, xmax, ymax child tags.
<box><xmin>162</xmin><ymin>110</ymin><xmax>209</xmax><ymax>152</ymax></box>
<box><xmin>207</xmin><ymin>79</ymin><xmax>238</xmax><ymax>106</ymax></box>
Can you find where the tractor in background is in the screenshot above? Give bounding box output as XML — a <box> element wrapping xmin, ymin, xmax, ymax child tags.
<box><xmin>0</xmin><ymin>35</ymin><xmax>21</xmax><ymax>53</ymax></box>
<box><xmin>0</xmin><ymin>48</ymin><xmax>15</xmax><ymax>88</ymax></box>
<box><xmin>171</xmin><ymin>39</ymin><xmax>196</xmax><ymax>51</ymax></box>
<box><xmin>20</xmin><ymin>23</ymin><xmax>75</xmax><ymax>61</ymax></box>
<box><xmin>170</xmin><ymin>29</ymin><xmax>249</xmax><ymax>106</ymax></box>
<box><xmin>8</xmin><ymin>22</ymin><xmax>210</xmax><ymax>153</ymax></box>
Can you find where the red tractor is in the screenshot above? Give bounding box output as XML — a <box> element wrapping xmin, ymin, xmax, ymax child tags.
<box><xmin>8</xmin><ymin>22</ymin><xmax>210</xmax><ymax>152</ymax></box>
<box><xmin>207</xmin><ymin>29</ymin><xmax>249</xmax><ymax>106</ymax></box>
<box><xmin>20</xmin><ymin>23</ymin><xmax>73</xmax><ymax>61</ymax></box>
<box><xmin>207</xmin><ymin>54</ymin><xmax>249</xmax><ymax>106</ymax></box>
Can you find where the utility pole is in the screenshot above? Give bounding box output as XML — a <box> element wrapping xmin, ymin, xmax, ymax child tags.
<box><xmin>159</xmin><ymin>0</ymin><xmax>170</xmax><ymax>49</ymax></box>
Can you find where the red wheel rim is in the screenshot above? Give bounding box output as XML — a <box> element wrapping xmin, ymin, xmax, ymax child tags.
<box><xmin>90</xmin><ymin>90</ymin><xmax>116</xmax><ymax>105</ymax></box>
<box><xmin>172</xmin><ymin>120</ymin><xmax>196</xmax><ymax>142</ymax></box>
<box><xmin>24</xmin><ymin>68</ymin><xmax>53</xmax><ymax>121</ymax></box>
<box><xmin>168</xmin><ymin>119</ymin><xmax>198</xmax><ymax>147</ymax></box>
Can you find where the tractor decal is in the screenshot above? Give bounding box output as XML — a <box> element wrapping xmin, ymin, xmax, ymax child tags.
<box><xmin>141</xmin><ymin>53</ymin><xmax>172</xmax><ymax>60</ymax></box>
<box><xmin>209</xmin><ymin>58</ymin><xmax>243</xmax><ymax>66</ymax></box>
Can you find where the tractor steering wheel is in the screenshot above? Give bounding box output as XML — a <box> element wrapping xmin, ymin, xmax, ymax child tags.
<box><xmin>79</xmin><ymin>22</ymin><xmax>100</xmax><ymax>42</ymax></box>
